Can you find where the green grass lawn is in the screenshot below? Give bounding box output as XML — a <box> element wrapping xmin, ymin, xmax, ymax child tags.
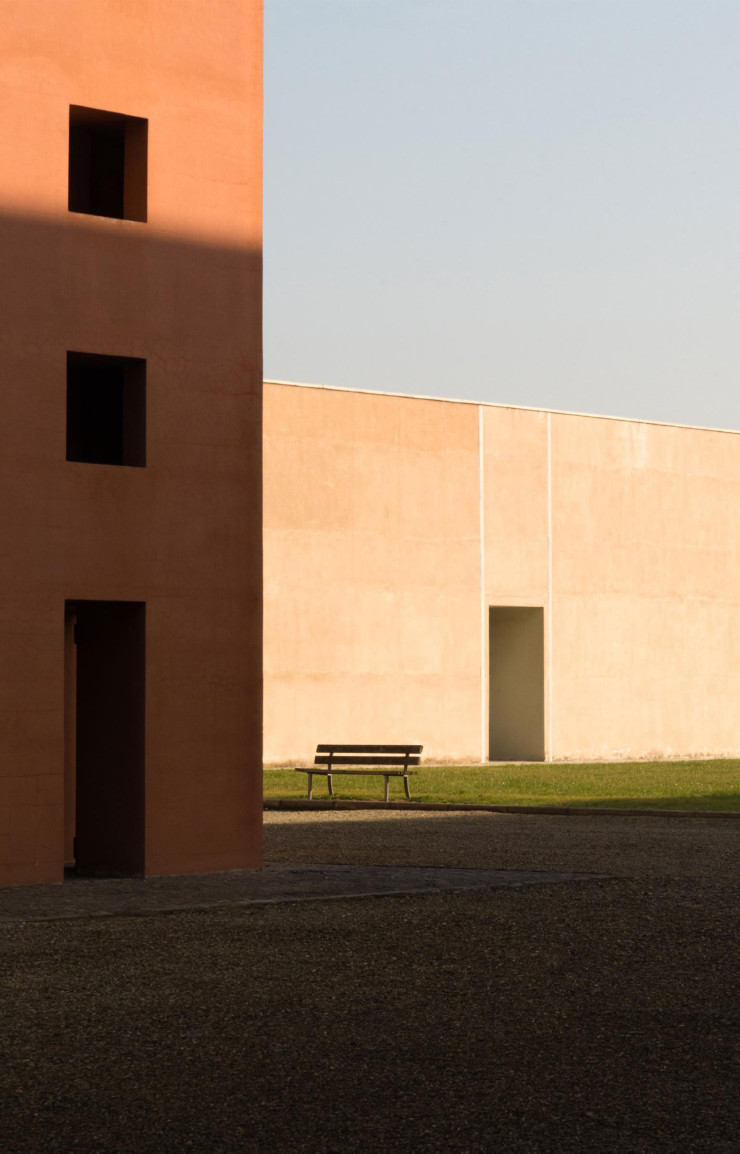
<box><xmin>264</xmin><ymin>760</ymin><xmax>740</xmax><ymax>811</ymax></box>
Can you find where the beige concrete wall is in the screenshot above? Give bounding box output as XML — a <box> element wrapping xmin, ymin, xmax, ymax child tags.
<box><xmin>263</xmin><ymin>384</ymin><xmax>481</xmax><ymax>764</ymax></box>
<box><xmin>482</xmin><ymin>405</ymin><xmax>549</xmax><ymax>607</ymax></box>
<box><xmin>264</xmin><ymin>381</ymin><xmax>740</xmax><ymax>764</ymax></box>
<box><xmin>551</xmin><ymin>413</ymin><xmax>740</xmax><ymax>760</ymax></box>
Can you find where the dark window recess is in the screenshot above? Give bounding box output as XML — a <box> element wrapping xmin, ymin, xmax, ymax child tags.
<box><xmin>67</xmin><ymin>352</ymin><xmax>146</xmax><ymax>467</ymax></box>
<box><xmin>70</xmin><ymin>599</ymin><xmax>146</xmax><ymax>878</ymax></box>
<box><xmin>68</xmin><ymin>105</ymin><xmax>147</xmax><ymax>222</ymax></box>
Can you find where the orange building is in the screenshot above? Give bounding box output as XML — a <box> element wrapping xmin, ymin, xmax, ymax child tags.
<box><xmin>0</xmin><ymin>1</ymin><xmax>263</xmax><ymax>885</ymax></box>
<box><xmin>264</xmin><ymin>380</ymin><xmax>740</xmax><ymax>767</ymax></box>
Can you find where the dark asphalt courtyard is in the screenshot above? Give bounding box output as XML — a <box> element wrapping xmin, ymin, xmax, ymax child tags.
<box><xmin>1</xmin><ymin>810</ymin><xmax>738</xmax><ymax>1153</ymax></box>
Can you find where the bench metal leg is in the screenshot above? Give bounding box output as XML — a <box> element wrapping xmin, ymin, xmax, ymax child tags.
<box><xmin>307</xmin><ymin>772</ymin><xmax>313</xmax><ymax>800</ymax></box>
<box><xmin>384</xmin><ymin>775</ymin><xmax>390</xmax><ymax>802</ymax></box>
<box><xmin>327</xmin><ymin>773</ymin><xmax>333</xmax><ymax>797</ymax></box>
<box><xmin>404</xmin><ymin>773</ymin><xmax>411</xmax><ymax>800</ymax></box>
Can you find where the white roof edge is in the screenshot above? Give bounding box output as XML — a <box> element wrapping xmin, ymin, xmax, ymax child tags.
<box><xmin>264</xmin><ymin>378</ymin><xmax>740</xmax><ymax>438</ymax></box>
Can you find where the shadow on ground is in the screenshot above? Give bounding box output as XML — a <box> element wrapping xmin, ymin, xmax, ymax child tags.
<box><xmin>2</xmin><ymin>812</ymin><xmax>737</xmax><ymax>1153</ymax></box>
<box><xmin>264</xmin><ymin>808</ymin><xmax>740</xmax><ymax>878</ymax></box>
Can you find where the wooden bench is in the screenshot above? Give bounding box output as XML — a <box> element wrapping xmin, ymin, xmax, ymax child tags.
<box><xmin>296</xmin><ymin>744</ymin><xmax>422</xmax><ymax>801</ymax></box>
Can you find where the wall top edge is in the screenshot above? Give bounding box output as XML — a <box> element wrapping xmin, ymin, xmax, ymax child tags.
<box><xmin>264</xmin><ymin>378</ymin><xmax>740</xmax><ymax>439</ymax></box>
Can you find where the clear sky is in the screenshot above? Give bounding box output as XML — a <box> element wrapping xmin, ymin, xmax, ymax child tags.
<box><xmin>264</xmin><ymin>0</ymin><xmax>740</xmax><ymax>429</ymax></box>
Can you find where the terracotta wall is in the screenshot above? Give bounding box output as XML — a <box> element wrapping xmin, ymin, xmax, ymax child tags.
<box><xmin>264</xmin><ymin>382</ymin><xmax>740</xmax><ymax>765</ymax></box>
<box><xmin>0</xmin><ymin>1</ymin><xmax>263</xmax><ymax>885</ymax></box>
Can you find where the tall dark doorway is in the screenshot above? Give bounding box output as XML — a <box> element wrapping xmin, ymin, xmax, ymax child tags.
<box><xmin>489</xmin><ymin>607</ymin><xmax>545</xmax><ymax>762</ymax></box>
<box><xmin>66</xmin><ymin>600</ymin><xmax>146</xmax><ymax>876</ymax></box>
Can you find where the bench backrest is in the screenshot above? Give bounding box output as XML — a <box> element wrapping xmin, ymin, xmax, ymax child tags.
<box><xmin>315</xmin><ymin>744</ymin><xmax>422</xmax><ymax>770</ymax></box>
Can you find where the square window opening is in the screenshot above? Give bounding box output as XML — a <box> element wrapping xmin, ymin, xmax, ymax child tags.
<box><xmin>67</xmin><ymin>352</ymin><xmax>146</xmax><ymax>467</ymax></box>
<box><xmin>68</xmin><ymin>105</ymin><xmax>147</xmax><ymax>222</ymax></box>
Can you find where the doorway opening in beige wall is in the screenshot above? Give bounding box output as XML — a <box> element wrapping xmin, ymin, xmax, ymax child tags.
<box><xmin>489</xmin><ymin>607</ymin><xmax>545</xmax><ymax>762</ymax></box>
<box><xmin>64</xmin><ymin>600</ymin><xmax>146</xmax><ymax>877</ymax></box>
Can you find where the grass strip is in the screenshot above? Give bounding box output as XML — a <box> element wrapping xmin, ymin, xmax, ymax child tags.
<box><xmin>264</xmin><ymin>760</ymin><xmax>740</xmax><ymax>811</ymax></box>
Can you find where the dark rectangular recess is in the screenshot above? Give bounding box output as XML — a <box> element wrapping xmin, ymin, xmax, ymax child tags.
<box><xmin>68</xmin><ymin>105</ymin><xmax>148</xmax><ymax>221</ymax></box>
<box><xmin>70</xmin><ymin>600</ymin><xmax>146</xmax><ymax>877</ymax></box>
<box><xmin>67</xmin><ymin>351</ymin><xmax>146</xmax><ymax>467</ymax></box>
<box><xmin>489</xmin><ymin>607</ymin><xmax>545</xmax><ymax>761</ymax></box>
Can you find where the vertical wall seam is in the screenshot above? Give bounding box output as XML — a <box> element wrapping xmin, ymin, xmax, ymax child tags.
<box><xmin>547</xmin><ymin>412</ymin><xmax>554</xmax><ymax>761</ymax></box>
<box><xmin>479</xmin><ymin>405</ymin><xmax>486</xmax><ymax>763</ymax></box>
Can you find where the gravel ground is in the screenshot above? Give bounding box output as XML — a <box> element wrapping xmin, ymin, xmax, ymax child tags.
<box><xmin>1</xmin><ymin>811</ymin><xmax>738</xmax><ymax>1154</ymax></box>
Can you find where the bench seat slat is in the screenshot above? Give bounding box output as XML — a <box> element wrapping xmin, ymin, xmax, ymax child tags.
<box><xmin>316</xmin><ymin>744</ymin><xmax>422</xmax><ymax>754</ymax></box>
<box><xmin>296</xmin><ymin>768</ymin><xmax>417</xmax><ymax>777</ymax></box>
<box><xmin>314</xmin><ymin>755</ymin><xmax>420</xmax><ymax>767</ymax></box>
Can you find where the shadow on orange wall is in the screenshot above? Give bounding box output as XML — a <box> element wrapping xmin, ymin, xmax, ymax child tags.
<box><xmin>0</xmin><ymin>209</ymin><xmax>263</xmax><ymax>885</ymax></box>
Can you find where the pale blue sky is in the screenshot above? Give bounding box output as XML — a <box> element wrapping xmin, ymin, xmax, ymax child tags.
<box><xmin>264</xmin><ymin>0</ymin><xmax>740</xmax><ymax>428</ymax></box>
